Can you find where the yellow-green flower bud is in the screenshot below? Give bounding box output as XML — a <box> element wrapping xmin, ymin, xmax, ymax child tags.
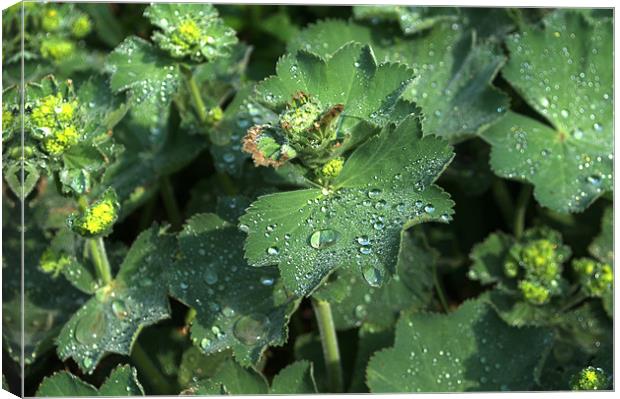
<box><xmin>519</xmin><ymin>280</ymin><xmax>550</xmax><ymax>305</ymax></box>
<box><xmin>207</xmin><ymin>106</ymin><xmax>224</xmax><ymax>125</ymax></box>
<box><xmin>504</xmin><ymin>260</ymin><xmax>519</xmax><ymax>278</ymax></box>
<box><xmin>71</xmin><ymin>15</ymin><xmax>92</xmax><ymax>38</ymax></box>
<box><xmin>280</xmin><ymin>93</ymin><xmax>323</xmax><ymax>136</ymax></box>
<box><xmin>40</xmin><ymin>38</ymin><xmax>75</xmax><ymax>62</ymax></box>
<box><xmin>31</xmin><ymin>94</ymin><xmax>62</xmax><ymax>128</ymax></box>
<box><xmin>320</xmin><ymin>158</ymin><xmax>345</xmax><ymax>179</ymax></box>
<box><xmin>2</xmin><ymin>105</ymin><xmax>13</xmax><ymax>132</ymax></box>
<box><xmin>570</xmin><ymin>366</ymin><xmax>610</xmax><ymax>390</ymax></box>
<box><xmin>68</xmin><ymin>190</ymin><xmax>120</xmax><ymax>237</ymax></box>
<box><xmin>43</xmin><ymin>125</ymin><xmax>81</xmax><ymax>156</ymax></box>
<box><xmin>572</xmin><ymin>258</ymin><xmax>613</xmax><ymax>297</ymax></box>
<box><xmin>521</xmin><ymin>239</ymin><xmax>561</xmax><ymax>283</ymax></box>
<box><xmin>40</xmin><ymin>248</ymin><xmax>72</xmax><ymax>277</ymax></box>
<box><xmin>171</xmin><ymin>19</ymin><xmax>202</xmax><ymax>47</ymax></box>
<box><xmin>42</xmin><ymin>8</ymin><xmax>61</xmax><ymax>32</ymax></box>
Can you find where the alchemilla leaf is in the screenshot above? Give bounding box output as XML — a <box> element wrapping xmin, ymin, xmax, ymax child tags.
<box><xmin>168</xmin><ymin>213</ymin><xmax>299</xmax><ymax>367</ymax></box>
<box><xmin>366</xmin><ymin>299</ymin><xmax>554</xmax><ymax>392</ymax></box>
<box><xmin>105</xmin><ymin>37</ymin><xmax>180</xmax><ymax>126</ymax></box>
<box><xmin>56</xmin><ymin>226</ymin><xmax>174</xmax><ymax>373</ymax></box>
<box><xmin>481</xmin><ymin>11</ymin><xmax>612</xmax><ymax>213</ymax></box>
<box><xmin>240</xmin><ymin>115</ymin><xmax>454</xmax><ymax>296</ymax></box>
<box><xmin>36</xmin><ymin>365</ymin><xmax>144</xmax><ymax>396</ymax></box>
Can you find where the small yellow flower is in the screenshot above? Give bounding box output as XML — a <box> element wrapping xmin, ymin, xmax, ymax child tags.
<box><xmin>32</xmin><ymin>94</ymin><xmax>62</xmax><ymax>128</ymax></box>
<box><xmin>82</xmin><ymin>201</ymin><xmax>117</xmax><ymax>234</ymax></box>
<box><xmin>43</xmin><ymin>125</ymin><xmax>81</xmax><ymax>155</ymax></box>
<box><xmin>518</xmin><ymin>280</ymin><xmax>550</xmax><ymax>305</ymax></box>
<box><xmin>571</xmin><ymin>366</ymin><xmax>609</xmax><ymax>390</ymax></box>
<box><xmin>72</xmin><ymin>15</ymin><xmax>92</xmax><ymax>38</ymax></box>
<box><xmin>321</xmin><ymin>158</ymin><xmax>345</xmax><ymax>179</ymax></box>
<box><xmin>40</xmin><ymin>248</ymin><xmax>71</xmax><ymax>277</ymax></box>
<box><xmin>172</xmin><ymin>19</ymin><xmax>202</xmax><ymax>47</ymax></box>
<box><xmin>40</xmin><ymin>38</ymin><xmax>75</xmax><ymax>62</ymax></box>
<box><xmin>2</xmin><ymin>106</ymin><xmax>13</xmax><ymax>131</ymax></box>
<box><xmin>42</xmin><ymin>9</ymin><xmax>61</xmax><ymax>32</ymax></box>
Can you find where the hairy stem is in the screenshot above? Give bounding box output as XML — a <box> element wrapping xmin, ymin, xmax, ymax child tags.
<box><xmin>159</xmin><ymin>176</ymin><xmax>182</xmax><ymax>230</ymax></box>
<box><xmin>491</xmin><ymin>179</ymin><xmax>514</xmax><ymax>229</ymax></box>
<box><xmin>514</xmin><ymin>184</ymin><xmax>533</xmax><ymax>239</ymax></box>
<box><xmin>88</xmin><ymin>237</ymin><xmax>113</xmax><ymax>285</ymax></box>
<box><xmin>131</xmin><ymin>340</ymin><xmax>174</xmax><ymax>394</ymax></box>
<box><xmin>183</xmin><ymin>68</ymin><xmax>209</xmax><ymax>124</ymax></box>
<box><xmin>433</xmin><ymin>263</ymin><xmax>450</xmax><ymax>312</ymax></box>
<box><xmin>312</xmin><ymin>298</ymin><xmax>343</xmax><ymax>393</ymax></box>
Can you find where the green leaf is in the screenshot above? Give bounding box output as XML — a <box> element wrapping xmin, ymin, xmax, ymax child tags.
<box><xmin>481</xmin><ymin>11</ymin><xmax>612</xmax><ymax>213</ymax></box>
<box><xmin>184</xmin><ymin>359</ymin><xmax>268</xmax><ymax>395</ymax></box>
<box><xmin>144</xmin><ymin>3</ymin><xmax>237</xmax><ymax>63</ymax></box>
<box><xmin>353</xmin><ymin>5</ymin><xmax>457</xmax><ymax>34</ymax></box>
<box><xmin>167</xmin><ymin>213</ymin><xmax>299</xmax><ymax>367</ymax></box>
<box><xmin>349</xmin><ymin>326</ymin><xmax>394</xmax><ymax>392</ymax></box>
<box><xmin>178</xmin><ymin>346</ymin><xmax>230</xmax><ymax>389</ymax></box>
<box><xmin>480</xmin><ymin>289</ymin><xmax>557</xmax><ymax>327</ymax></box>
<box><xmin>270</xmin><ymin>360</ymin><xmax>318</xmax><ymax>394</ymax></box>
<box><xmin>366</xmin><ymin>299</ymin><xmax>554</xmax><ymax>392</ymax></box>
<box><xmin>287</xmin><ymin>20</ymin><xmax>508</xmax><ymax>139</ymax></box>
<box><xmin>56</xmin><ymin>226</ymin><xmax>174</xmax><ymax>373</ymax></box>
<box><xmin>36</xmin><ymin>365</ymin><xmax>144</xmax><ymax>396</ymax></box>
<box><xmin>240</xmin><ymin>115</ymin><xmax>454</xmax><ymax>296</ymax></box>
<box><xmin>468</xmin><ymin>232</ymin><xmax>515</xmax><ymax>287</ymax></box>
<box><xmin>105</xmin><ymin>36</ymin><xmax>181</xmax><ymax>127</ymax></box>
<box><xmin>256</xmin><ymin>42</ymin><xmax>416</xmax><ymax>127</ymax></box>
<box><xmin>2</xmin><ymin>195</ymin><xmax>86</xmax><ymax>365</ymax></box>
<box><xmin>314</xmin><ymin>228</ymin><xmax>437</xmax><ymax>330</ymax></box>
<box><xmin>589</xmin><ymin>206</ymin><xmax>612</xmax><ymax>264</ymax></box>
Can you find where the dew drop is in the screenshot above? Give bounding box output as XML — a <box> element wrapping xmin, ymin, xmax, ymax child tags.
<box><xmin>111</xmin><ymin>300</ymin><xmax>128</xmax><ymax>319</ymax></box>
<box><xmin>204</xmin><ymin>269</ymin><xmax>218</xmax><ymax>285</ymax></box>
<box><xmin>309</xmin><ymin>229</ymin><xmax>340</xmax><ymax>249</ymax></box>
<box><xmin>233</xmin><ymin>313</ymin><xmax>270</xmax><ymax>345</ymax></box>
<box><xmin>74</xmin><ymin>311</ymin><xmax>106</xmax><ymax>346</ymax></box>
<box><xmin>424</xmin><ymin>204</ymin><xmax>435</xmax><ymax>213</ymax></box>
<box><xmin>356</xmin><ymin>235</ymin><xmax>370</xmax><ymax>246</ymax></box>
<box><xmin>267</xmin><ymin>246</ymin><xmax>279</xmax><ymax>256</ymax></box>
<box><xmin>368</xmin><ymin>189</ymin><xmax>382</xmax><ymax>199</ymax></box>
<box><xmin>200</xmin><ymin>337</ymin><xmax>211</xmax><ymax>350</ymax></box>
<box><xmin>362</xmin><ymin>264</ymin><xmax>383</xmax><ymax>287</ymax></box>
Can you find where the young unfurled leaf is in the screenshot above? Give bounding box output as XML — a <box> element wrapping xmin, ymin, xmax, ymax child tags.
<box><xmin>240</xmin><ymin>115</ymin><xmax>454</xmax><ymax>297</ymax></box>
<box><xmin>144</xmin><ymin>3</ymin><xmax>237</xmax><ymax>63</ymax></box>
<box><xmin>287</xmin><ymin>20</ymin><xmax>508</xmax><ymax>140</ymax></box>
<box><xmin>105</xmin><ymin>37</ymin><xmax>181</xmax><ymax>127</ymax></box>
<box><xmin>366</xmin><ymin>299</ymin><xmax>554</xmax><ymax>392</ymax></box>
<box><xmin>36</xmin><ymin>365</ymin><xmax>144</xmax><ymax>396</ymax></box>
<box><xmin>56</xmin><ymin>226</ymin><xmax>174</xmax><ymax>374</ymax></box>
<box><xmin>481</xmin><ymin>11</ymin><xmax>612</xmax><ymax>213</ymax></box>
<box><xmin>313</xmin><ymin>229</ymin><xmax>437</xmax><ymax>330</ymax></box>
<box><xmin>167</xmin><ymin>213</ymin><xmax>299</xmax><ymax>367</ymax></box>
<box><xmin>270</xmin><ymin>360</ymin><xmax>318</xmax><ymax>394</ymax></box>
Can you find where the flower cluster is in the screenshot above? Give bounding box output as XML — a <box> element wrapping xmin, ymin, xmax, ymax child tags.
<box><xmin>38</xmin><ymin>5</ymin><xmax>92</xmax><ymax>62</ymax></box>
<box><xmin>243</xmin><ymin>92</ymin><xmax>346</xmax><ymax>177</ymax></box>
<box><xmin>572</xmin><ymin>258</ymin><xmax>613</xmax><ymax>297</ymax></box>
<box><xmin>40</xmin><ymin>248</ymin><xmax>72</xmax><ymax>277</ymax></box>
<box><xmin>570</xmin><ymin>366</ymin><xmax>610</xmax><ymax>390</ymax></box>
<box><xmin>503</xmin><ymin>229</ymin><xmax>570</xmax><ymax>305</ymax></box>
<box><xmin>30</xmin><ymin>92</ymin><xmax>82</xmax><ymax>156</ymax></box>
<box><xmin>67</xmin><ymin>189</ymin><xmax>120</xmax><ymax>237</ymax></box>
<box><xmin>146</xmin><ymin>4</ymin><xmax>237</xmax><ymax>62</ymax></box>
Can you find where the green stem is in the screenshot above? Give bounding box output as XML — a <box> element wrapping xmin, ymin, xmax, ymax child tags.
<box><xmin>514</xmin><ymin>184</ymin><xmax>533</xmax><ymax>239</ymax></box>
<box><xmin>131</xmin><ymin>341</ymin><xmax>174</xmax><ymax>394</ymax></box>
<box><xmin>433</xmin><ymin>263</ymin><xmax>449</xmax><ymax>313</ymax></box>
<box><xmin>312</xmin><ymin>298</ymin><xmax>343</xmax><ymax>393</ymax></box>
<box><xmin>492</xmin><ymin>179</ymin><xmax>514</xmax><ymax>229</ymax></box>
<box><xmin>88</xmin><ymin>237</ymin><xmax>112</xmax><ymax>285</ymax></box>
<box><xmin>159</xmin><ymin>177</ymin><xmax>182</xmax><ymax>230</ymax></box>
<box><xmin>560</xmin><ymin>290</ymin><xmax>588</xmax><ymax>313</ymax></box>
<box><xmin>183</xmin><ymin>67</ymin><xmax>209</xmax><ymax>124</ymax></box>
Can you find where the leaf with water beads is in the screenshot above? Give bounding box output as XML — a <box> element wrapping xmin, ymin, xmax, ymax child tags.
<box><xmin>481</xmin><ymin>11</ymin><xmax>612</xmax><ymax>213</ymax></box>
<box><xmin>167</xmin><ymin>213</ymin><xmax>299</xmax><ymax>368</ymax></box>
<box><xmin>313</xmin><ymin>228</ymin><xmax>437</xmax><ymax>330</ymax></box>
<box><xmin>366</xmin><ymin>299</ymin><xmax>554</xmax><ymax>392</ymax></box>
<box><xmin>353</xmin><ymin>5</ymin><xmax>458</xmax><ymax>35</ymax></box>
<box><xmin>56</xmin><ymin>226</ymin><xmax>175</xmax><ymax>374</ymax></box>
<box><xmin>287</xmin><ymin>20</ymin><xmax>509</xmax><ymax>140</ymax></box>
<box><xmin>36</xmin><ymin>364</ymin><xmax>144</xmax><ymax>396</ymax></box>
<box><xmin>105</xmin><ymin>36</ymin><xmax>181</xmax><ymax>127</ymax></box>
<box><xmin>256</xmin><ymin>42</ymin><xmax>416</xmax><ymax>127</ymax></box>
<box><xmin>240</xmin><ymin>114</ymin><xmax>454</xmax><ymax>297</ymax></box>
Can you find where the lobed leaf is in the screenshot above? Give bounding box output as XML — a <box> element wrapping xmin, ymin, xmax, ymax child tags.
<box><xmin>167</xmin><ymin>213</ymin><xmax>299</xmax><ymax>367</ymax></box>
<box><xmin>481</xmin><ymin>11</ymin><xmax>612</xmax><ymax>213</ymax></box>
<box><xmin>56</xmin><ymin>226</ymin><xmax>175</xmax><ymax>373</ymax></box>
<box><xmin>36</xmin><ymin>365</ymin><xmax>144</xmax><ymax>396</ymax></box>
<box><xmin>366</xmin><ymin>299</ymin><xmax>554</xmax><ymax>392</ymax></box>
<box><xmin>240</xmin><ymin>115</ymin><xmax>454</xmax><ymax>296</ymax></box>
